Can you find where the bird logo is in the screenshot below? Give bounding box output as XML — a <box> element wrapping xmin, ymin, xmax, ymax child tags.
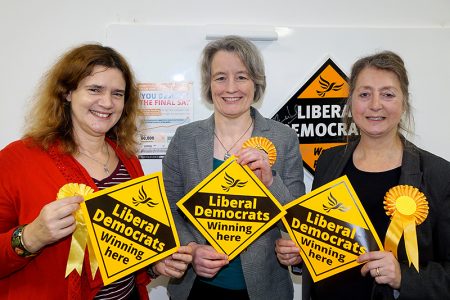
<box><xmin>316</xmin><ymin>76</ymin><xmax>344</xmax><ymax>97</ymax></box>
<box><xmin>322</xmin><ymin>193</ymin><xmax>350</xmax><ymax>213</ymax></box>
<box><xmin>132</xmin><ymin>186</ymin><xmax>158</xmax><ymax>207</ymax></box>
<box><xmin>221</xmin><ymin>172</ymin><xmax>248</xmax><ymax>192</ymax></box>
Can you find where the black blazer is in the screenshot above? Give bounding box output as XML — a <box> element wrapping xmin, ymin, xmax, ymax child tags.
<box><xmin>302</xmin><ymin>138</ymin><xmax>450</xmax><ymax>300</ymax></box>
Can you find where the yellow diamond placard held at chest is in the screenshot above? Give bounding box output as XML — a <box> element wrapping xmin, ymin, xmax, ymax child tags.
<box><xmin>177</xmin><ymin>156</ymin><xmax>285</xmax><ymax>260</ymax></box>
<box><xmin>282</xmin><ymin>175</ymin><xmax>383</xmax><ymax>282</ymax></box>
<box><xmin>81</xmin><ymin>172</ymin><xmax>179</xmax><ymax>285</ymax></box>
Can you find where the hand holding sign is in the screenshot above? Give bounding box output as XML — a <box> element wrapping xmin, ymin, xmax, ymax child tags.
<box><xmin>152</xmin><ymin>245</ymin><xmax>193</xmax><ymax>279</ymax></box>
<box><xmin>357</xmin><ymin>249</ymin><xmax>402</xmax><ymax>289</ymax></box>
<box><xmin>188</xmin><ymin>242</ymin><xmax>229</xmax><ymax>278</ymax></box>
<box><xmin>275</xmin><ymin>238</ymin><xmax>302</xmax><ymax>266</ymax></box>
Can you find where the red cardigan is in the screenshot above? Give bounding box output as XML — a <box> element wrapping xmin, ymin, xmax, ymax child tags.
<box><xmin>0</xmin><ymin>139</ymin><xmax>151</xmax><ymax>300</ymax></box>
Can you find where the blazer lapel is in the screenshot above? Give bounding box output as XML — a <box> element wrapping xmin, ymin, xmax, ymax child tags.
<box><xmin>196</xmin><ymin>114</ymin><xmax>215</xmax><ymax>180</ymax></box>
<box><xmin>330</xmin><ymin>141</ymin><xmax>357</xmax><ymax>183</ymax></box>
<box><xmin>399</xmin><ymin>143</ymin><xmax>422</xmax><ymax>187</ymax></box>
<box><xmin>250</xmin><ymin>107</ymin><xmax>269</xmax><ymax>137</ymax></box>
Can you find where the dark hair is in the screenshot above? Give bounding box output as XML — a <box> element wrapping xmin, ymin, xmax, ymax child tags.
<box><xmin>344</xmin><ymin>50</ymin><xmax>413</xmax><ymax>137</ymax></box>
<box><xmin>24</xmin><ymin>44</ymin><xmax>141</xmax><ymax>155</ymax></box>
<box><xmin>200</xmin><ymin>35</ymin><xmax>266</xmax><ymax>103</ymax></box>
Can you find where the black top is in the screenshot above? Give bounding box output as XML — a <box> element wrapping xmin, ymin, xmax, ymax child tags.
<box><xmin>311</xmin><ymin>159</ymin><xmax>400</xmax><ymax>300</ymax></box>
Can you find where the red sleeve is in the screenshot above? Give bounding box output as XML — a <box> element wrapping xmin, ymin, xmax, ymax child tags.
<box><xmin>0</xmin><ymin>141</ymin><xmax>34</xmax><ymax>278</ymax></box>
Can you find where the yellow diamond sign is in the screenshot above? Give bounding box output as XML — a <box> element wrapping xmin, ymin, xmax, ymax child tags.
<box><xmin>177</xmin><ymin>156</ymin><xmax>285</xmax><ymax>260</ymax></box>
<box><xmin>81</xmin><ymin>172</ymin><xmax>180</xmax><ymax>285</ymax></box>
<box><xmin>282</xmin><ymin>175</ymin><xmax>383</xmax><ymax>282</ymax></box>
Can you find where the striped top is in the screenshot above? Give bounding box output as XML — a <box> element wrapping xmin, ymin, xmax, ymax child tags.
<box><xmin>93</xmin><ymin>162</ymin><xmax>137</xmax><ymax>300</ymax></box>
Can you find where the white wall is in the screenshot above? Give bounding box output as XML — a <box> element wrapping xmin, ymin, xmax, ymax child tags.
<box><xmin>2</xmin><ymin>0</ymin><xmax>450</xmax><ymax>152</ymax></box>
<box><xmin>1</xmin><ymin>1</ymin><xmax>450</xmax><ymax>299</ymax></box>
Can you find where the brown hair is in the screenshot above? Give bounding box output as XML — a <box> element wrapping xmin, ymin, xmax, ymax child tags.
<box><xmin>344</xmin><ymin>50</ymin><xmax>413</xmax><ymax>138</ymax></box>
<box><xmin>200</xmin><ymin>35</ymin><xmax>266</xmax><ymax>104</ymax></box>
<box><xmin>24</xmin><ymin>44</ymin><xmax>141</xmax><ymax>155</ymax></box>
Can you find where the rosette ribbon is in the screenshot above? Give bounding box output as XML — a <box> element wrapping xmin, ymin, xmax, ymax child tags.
<box><xmin>383</xmin><ymin>185</ymin><xmax>428</xmax><ymax>272</ymax></box>
<box><xmin>57</xmin><ymin>183</ymin><xmax>98</xmax><ymax>278</ymax></box>
<box><xmin>242</xmin><ymin>137</ymin><xmax>277</xmax><ymax>166</ymax></box>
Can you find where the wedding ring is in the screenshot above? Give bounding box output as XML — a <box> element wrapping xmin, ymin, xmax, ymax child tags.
<box><xmin>376</xmin><ymin>267</ymin><xmax>381</xmax><ymax>277</ymax></box>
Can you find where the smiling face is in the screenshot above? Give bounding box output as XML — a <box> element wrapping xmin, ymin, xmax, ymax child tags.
<box><xmin>351</xmin><ymin>67</ymin><xmax>405</xmax><ymax>140</ymax></box>
<box><xmin>68</xmin><ymin>65</ymin><xmax>126</xmax><ymax>141</ymax></box>
<box><xmin>210</xmin><ymin>50</ymin><xmax>255</xmax><ymax>120</ymax></box>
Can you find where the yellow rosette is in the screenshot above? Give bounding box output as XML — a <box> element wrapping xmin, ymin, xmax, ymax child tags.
<box><xmin>57</xmin><ymin>183</ymin><xmax>97</xmax><ymax>278</ymax></box>
<box><xmin>242</xmin><ymin>137</ymin><xmax>277</xmax><ymax>166</ymax></box>
<box><xmin>383</xmin><ymin>185</ymin><xmax>428</xmax><ymax>272</ymax></box>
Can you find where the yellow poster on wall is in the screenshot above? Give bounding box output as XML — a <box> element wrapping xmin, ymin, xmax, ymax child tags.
<box><xmin>177</xmin><ymin>156</ymin><xmax>285</xmax><ymax>260</ymax></box>
<box><xmin>282</xmin><ymin>175</ymin><xmax>383</xmax><ymax>282</ymax></box>
<box><xmin>81</xmin><ymin>172</ymin><xmax>179</xmax><ymax>285</ymax></box>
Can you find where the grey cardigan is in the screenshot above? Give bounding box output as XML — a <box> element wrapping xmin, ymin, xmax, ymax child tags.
<box><xmin>301</xmin><ymin>138</ymin><xmax>450</xmax><ymax>300</ymax></box>
<box><xmin>163</xmin><ymin>107</ymin><xmax>305</xmax><ymax>300</ymax></box>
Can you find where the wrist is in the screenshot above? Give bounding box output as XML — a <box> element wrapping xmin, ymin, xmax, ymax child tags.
<box><xmin>21</xmin><ymin>224</ymin><xmax>41</xmax><ymax>253</ymax></box>
<box><xmin>266</xmin><ymin>177</ymin><xmax>274</xmax><ymax>187</ymax></box>
<box><xmin>11</xmin><ymin>225</ymin><xmax>39</xmax><ymax>257</ymax></box>
<box><xmin>147</xmin><ymin>264</ymin><xmax>160</xmax><ymax>279</ymax></box>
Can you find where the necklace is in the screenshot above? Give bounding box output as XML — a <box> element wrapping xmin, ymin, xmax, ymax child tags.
<box><xmin>214</xmin><ymin>118</ymin><xmax>254</xmax><ymax>160</ymax></box>
<box><xmin>78</xmin><ymin>143</ymin><xmax>111</xmax><ymax>175</ymax></box>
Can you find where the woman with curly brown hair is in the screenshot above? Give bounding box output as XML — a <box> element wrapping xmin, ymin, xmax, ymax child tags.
<box><xmin>0</xmin><ymin>44</ymin><xmax>191</xmax><ymax>299</ymax></box>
